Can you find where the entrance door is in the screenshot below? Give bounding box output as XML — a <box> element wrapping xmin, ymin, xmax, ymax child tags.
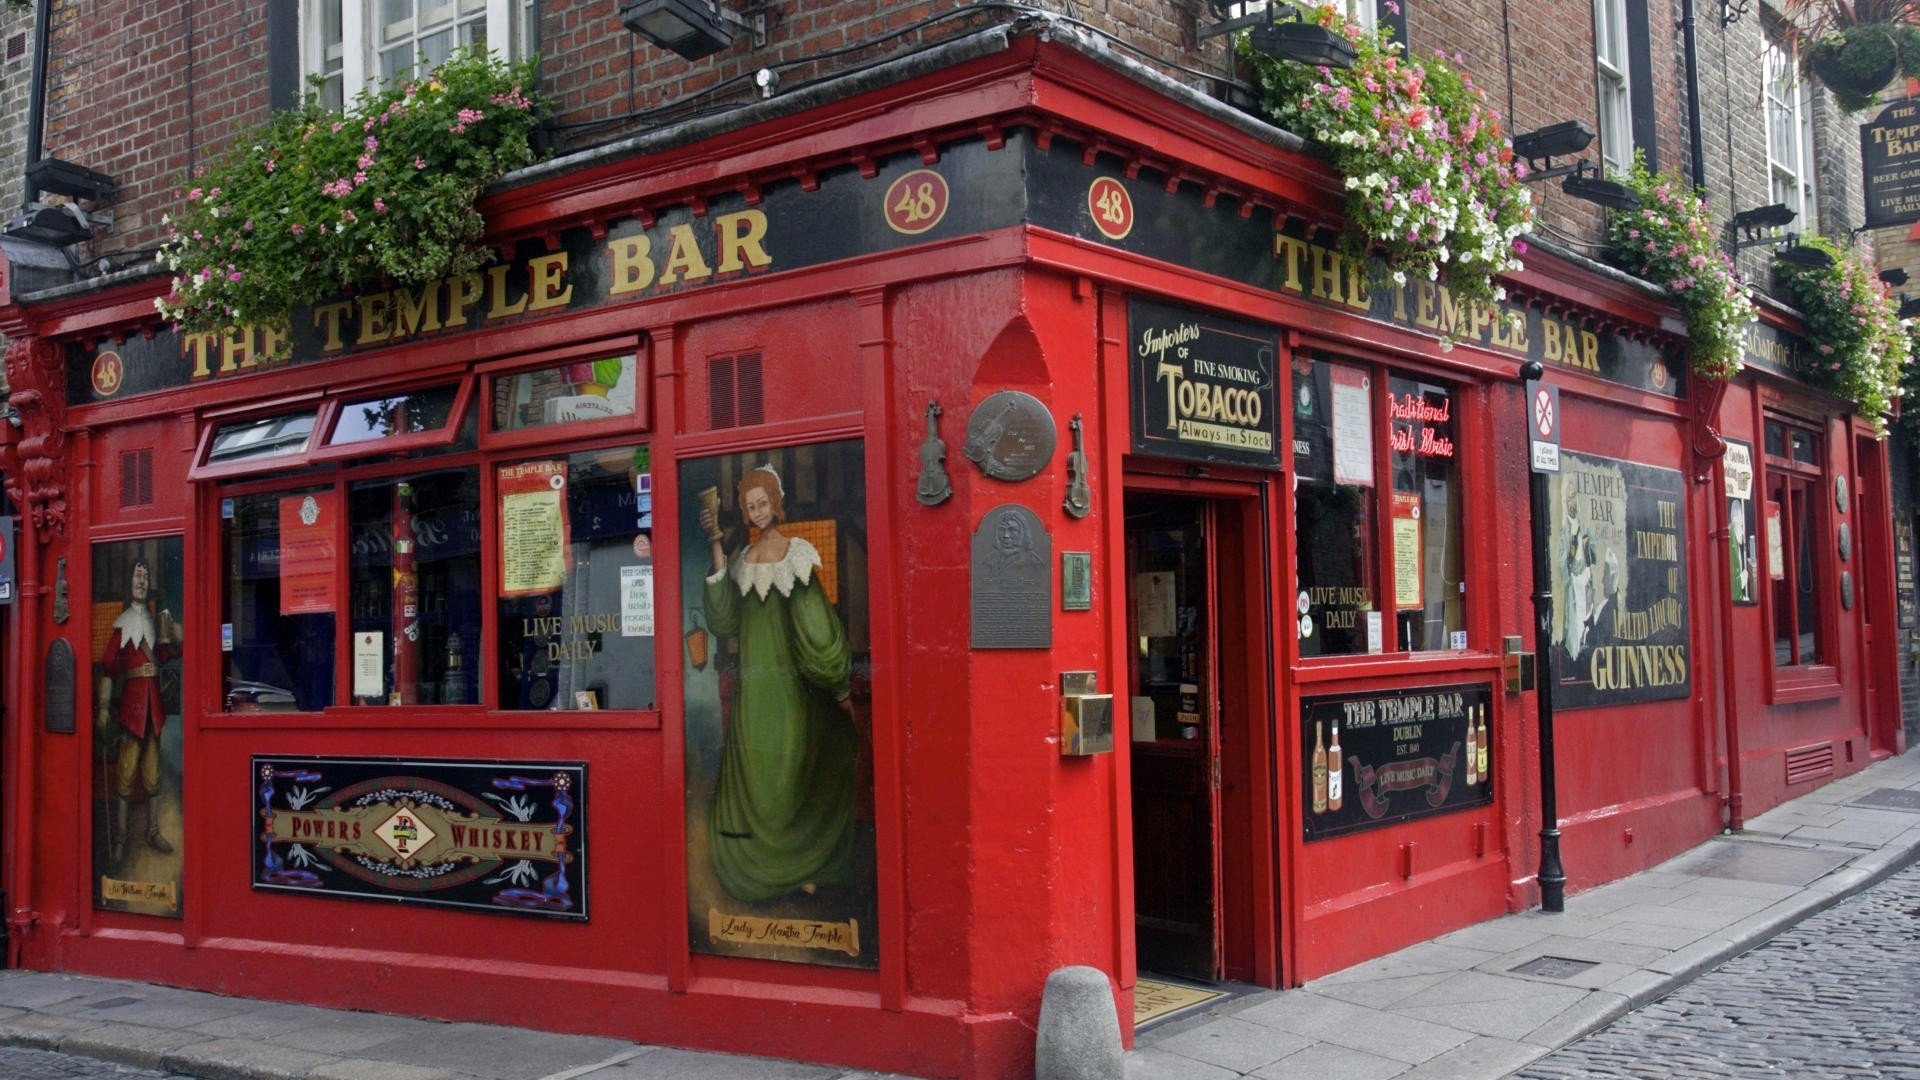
<box><xmin>1126</xmin><ymin>490</ymin><xmax>1265</xmax><ymax>984</ymax></box>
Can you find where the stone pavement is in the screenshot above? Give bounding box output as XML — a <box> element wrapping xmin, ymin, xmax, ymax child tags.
<box><xmin>2</xmin><ymin>747</ymin><xmax>1918</xmax><ymax>1080</ymax></box>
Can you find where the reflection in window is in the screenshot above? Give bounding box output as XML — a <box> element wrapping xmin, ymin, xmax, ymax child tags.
<box><xmin>494</xmin><ymin>354</ymin><xmax>640</xmax><ymax>432</ymax></box>
<box><xmin>1293</xmin><ymin>357</ymin><xmax>1466</xmax><ymax>655</ymax></box>
<box><xmin>223</xmin><ymin>489</ymin><xmax>337</xmax><ymax>712</ymax></box>
<box><xmin>349</xmin><ymin>470</ymin><xmax>482</xmax><ymax>705</ymax></box>
<box><xmin>1765</xmin><ymin>417</ymin><xmax>1824</xmax><ymax>667</ymax></box>
<box><xmin>496</xmin><ymin>446</ymin><xmax>657</xmax><ymax>710</ymax></box>
<box><xmin>329</xmin><ymin>385</ymin><xmax>461</xmax><ymax>445</ymax></box>
<box><xmin>209</xmin><ymin>412</ymin><xmax>318</xmax><ymax>466</ymax></box>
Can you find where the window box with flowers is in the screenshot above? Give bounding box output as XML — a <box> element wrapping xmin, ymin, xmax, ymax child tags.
<box><xmin>1604</xmin><ymin>156</ymin><xmax>1756</xmax><ymax>382</ymax></box>
<box><xmin>1771</xmin><ymin>235</ymin><xmax>1911</xmax><ymax>430</ymax></box>
<box><xmin>1241</xmin><ymin>5</ymin><xmax>1533</xmax><ymax>314</ymax></box>
<box><xmin>156</xmin><ymin>48</ymin><xmax>547</xmax><ymax>343</ymax></box>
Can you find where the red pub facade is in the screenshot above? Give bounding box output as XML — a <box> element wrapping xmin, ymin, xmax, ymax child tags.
<box><xmin>0</xmin><ymin>11</ymin><xmax>1904</xmax><ymax>1080</ymax></box>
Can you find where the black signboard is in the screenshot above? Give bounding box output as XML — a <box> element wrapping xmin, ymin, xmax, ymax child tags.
<box><xmin>1548</xmin><ymin>453</ymin><xmax>1691</xmax><ymax>709</ymax></box>
<box><xmin>1302</xmin><ymin>682</ymin><xmax>1493</xmax><ymax>840</ymax></box>
<box><xmin>253</xmin><ymin>756</ymin><xmax>587</xmax><ymax>919</ymax></box>
<box><xmin>1128</xmin><ymin>297</ymin><xmax>1281</xmax><ymax>467</ymax></box>
<box><xmin>1862</xmin><ymin>98</ymin><xmax>1920</xmax><ymax>229</ymax></box>
<box><xmin>43</xmin><ymin>638</ymin><xmax>74</xmax><ymax>735</ymax></box>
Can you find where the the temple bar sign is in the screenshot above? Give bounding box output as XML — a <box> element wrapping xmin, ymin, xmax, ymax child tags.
<box><xmin>1862</xmin><ymin>99</ymin><xmax>1920</xmax><ymax>229</ymax></box>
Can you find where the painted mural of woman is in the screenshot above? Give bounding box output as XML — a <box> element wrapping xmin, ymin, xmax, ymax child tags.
<box><xmin>696</xmin><ymin>464</ymin><xmax>857</xmax><ymax>902</ymax></box>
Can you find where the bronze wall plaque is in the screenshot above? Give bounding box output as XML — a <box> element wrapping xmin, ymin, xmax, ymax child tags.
<box><xmin>1838</xmin><ymin>521</ymin><xmax>1852</xmax><ymax>562</ymax></box>
<box><xmin>963</xmin><ymin>391</ymin><xmax>1055</xmax><ymax>483</ymax></box>
<box><xmin>971</xmin><ymin>504</ymin><xmax>1051</xmax><ymax>648</ymax></box>
<box><xmin>1835</xmin><ymin>475</ymin><xmax>1850</xmax><ymax>514</ymax></box>
<box><xmin>1841</xmin><ymin>569</ymin><xmax>1855</xmax><ymax>611</ymax></box>
<box><xmin>44</xmin><ymin>638</ymin><xmax>75</xmax><ymax>734</ymax></box>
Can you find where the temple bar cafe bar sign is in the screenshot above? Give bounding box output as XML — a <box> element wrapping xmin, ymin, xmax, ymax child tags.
<box><xmin>253</xmin><ymin>756</ymin><xmax>587</xmax><ymax>919</ymax></box>
<box><xmin>1862</xmin><ymin>98</ymin><xmax>1920</xmax><ymax>229</ymax></box>
<box><xmin>1128</xmin><ymin>297</ymin><xmax>1281</xmax><ymax>468</ymax></box>
<box><xmin>1301</xmin><ymin>682</ymin><xmax>1493</xmax><ymax>841</ymax></box>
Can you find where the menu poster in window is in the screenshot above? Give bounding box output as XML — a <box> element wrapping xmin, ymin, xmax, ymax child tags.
<box><xmin>1547</xmin><ymin>453</ymin><xmax>1690</xmax><ymax>709</ymax></box>
<box><xmin>1724</xmin><ymin>439</ymin><xmax>1757</xmax><ymax>605</ymax></box>
<box><xmin>621</xmin><ymin>564</ymin><xmax>654</xmax><ymax>637</ymax></box>
<box><xmin>679</xmin><ymin>440</ymin><xmax>877</xmax><ymax>969</ymax></box>
<box><xmin>499</xmin><ymin>460</ymin><xmax>571</xmax><ymax>597</ymax></box>
<box><xmin>278</xmin><ymin>491</ymin><xmax>339</xmax><ymax>615</ymax></box>
<box><xmin>1330</xmin><ymin>364</ymin><xmax>1374</xmax><ymax>487</ymax></box>
<box><xmin>1767</xmin><ymin>502</ymin><xmax>1786</xmax><ymax>580</ymax></box>
<box><xmin>1392</xmin><ymin>491</ymin><xmax>1422</xmax><ymax>609</ymax></box>
<box><xmin>1302</xmin><ymin>682</ymin><xmax>1493</xmax><ymax>840</ymax></box>
<box><xmin>92</xmin><ymin>536</ymin><xmax>185</xmax><ymax>918</ymax></box>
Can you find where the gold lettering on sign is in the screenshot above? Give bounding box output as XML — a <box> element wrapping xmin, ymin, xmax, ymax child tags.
<box><xmin>100</xmin><ymin>877</ymin><xmax>179</xmax><ymax>906</ymax></box>
<box><xmin>707</xmin><ymin>909</ymin><xmax>861</xmax><ymax>957</ymax></box>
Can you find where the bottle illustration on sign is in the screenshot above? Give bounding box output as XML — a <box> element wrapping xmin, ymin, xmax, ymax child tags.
<box><xmin>1312</xmin><ymin>721</ymin><xmax>1328</xmax><ymax>813</ymax></box>
<box><xmin>1326</xmin><ymin>720</ymin><xmax>1343</xmax><ymax>811</ymax></box>
<box><xmin>1476</xmin><ymin>706</ymin><xmax>1489</xmax><ymax>780</ymax></box>
<box><xmin>1465</xmin><ymin>708</ymin><xmax>1479</xmax><ymax>786</ymax></box>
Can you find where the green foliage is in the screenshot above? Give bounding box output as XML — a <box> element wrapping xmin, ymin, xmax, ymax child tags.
<box><xmin>156</xmin><ymin>49</ymin><xmax>547</xmax><ymax>341</ymax></box>
<box><xmin>1604</xmin><ymin>156</ymin><xmax>1755</xmax><ymax>381</ymax></box>
<box><xmin>1241</xmin><ymin>4</ymin><xmax>1532</xmax><ymax>314</ymax></box>
<box><xmin>1773</xmin><ymin>236</ymin><xmax>1910</xmax><ymax>432</ymax></box>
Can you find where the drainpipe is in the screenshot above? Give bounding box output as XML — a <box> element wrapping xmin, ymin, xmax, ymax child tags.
<box><xmin>22</xmin><ymin>0</ymin><xmax>51</xmax><ymax>205</ymax></box>
<box><xmin>4</xmin><ymin>455</ymin><xmax>41</xmax><ymax>966</ymax></box>
<box><xmin>1679</xmin><ymin>0</ymin><xmax>1709</xmax><ymax>191</ymax></box>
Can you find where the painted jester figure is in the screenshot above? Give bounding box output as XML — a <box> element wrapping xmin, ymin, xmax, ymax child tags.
<box><xmin>97</xmin><ymin>557</ymin><xmax>179</xmax><ymax>863</ymax></box>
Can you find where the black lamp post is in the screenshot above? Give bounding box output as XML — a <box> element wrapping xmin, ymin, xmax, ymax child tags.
<box><xmin>1519</xmin><ymin>359</ymin><xmax>1567</xmax><ymax>913</ymax></box>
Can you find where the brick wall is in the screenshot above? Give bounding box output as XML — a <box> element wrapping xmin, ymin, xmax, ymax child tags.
<box><xmin>0</xmin><ymin>6</ymin><xmax>32</xmax><ymax>209</ymax></box>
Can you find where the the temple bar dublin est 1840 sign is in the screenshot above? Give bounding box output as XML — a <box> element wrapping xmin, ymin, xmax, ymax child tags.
<box><xmin>253</xmin><ymin>756</ymin><xmax>587</xmax><ymax>919</ymax></box>
<box><xmin>1863</xmin><ymin>98</ymin><xmax>1920</xmax><ymax>229</ymax></box>
<box><xmin>1302</xmin><ymin>682</ymin><xmax>1493</xmax><ymax>841</ymax></box>
<box><xmin>1128</xmin><ymin>297</ymin><xmax>1281</xmax><ymax>469</ymax></box>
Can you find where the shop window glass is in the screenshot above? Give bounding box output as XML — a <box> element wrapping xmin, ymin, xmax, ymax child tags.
<box><xmin>493</xmin><ymin>354</ymin><xmax>640</xmax><ymax>432</ymax></box>
<box><xmin>328</xmin><ymin>384</ymin><xmax>462</xmax><ymax>446</ymax></box>
<box><xmin>1294</xmin><ymin>357</ymin><xmax>1466</xmax><ymax>655</ymax></box>
<box><xmin>349</xmin><ymin>469</ymin><xmax>483</xmax><ymax>705</ymax></box>
<box><xmin>1764</xmin><ymin>417</ymin><xmax>1824</xmax><ymax>667</ymax></box>
<box><xmin>223</xmin><ymin>488</ymin><xmax>338</xmax><ymax>712</ymax></box>
<box><xmin>496</xmin><ymin>446</ymin><xmax>657</xmax><ymax>711</ymax></box>
<box><xmin>208</xmin><ymin>411</ymin><xmax>318</xmax><ymax>468</ymax></box>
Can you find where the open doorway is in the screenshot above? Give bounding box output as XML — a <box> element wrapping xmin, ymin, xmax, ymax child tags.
<box><xmin>1125</xmin><ymin>487</ymin><xmax>1274</xmax><ymax>987</ymax></box>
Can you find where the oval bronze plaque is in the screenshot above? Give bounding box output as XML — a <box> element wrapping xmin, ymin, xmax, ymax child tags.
<box><xmin>963</xmin><ymin>390</ymin><xmax>1056</xmax><ymax>483</ymax></box>
<box><xmin>1841</xmin><ymin>569</ymin><xmax>1855</xmax><ymax>611</ymax></box>
<box><xmin>1835</xmin><ymin>475</ymin><xmax>1850</xmax><ymax>514</ymax></box>
<box><xmin>1838</xmin><ymin>521</ymin><xmax>1852</xmax><ymax>562</ymax></box>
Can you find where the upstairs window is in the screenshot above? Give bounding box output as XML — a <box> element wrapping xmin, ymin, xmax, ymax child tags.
<box><xmin>1594</xmin><ymin>0</ymin><xmax>1632</xmax><ymax>176</ymax></box>
<box><xmin>1766</xmin><ymin>40</ymin><xmax>1816</xmax><ymax>225</ymax></box>
<box><xmin>304</xmin><ymin>0</ymin><xmax>537</xmax><ymax>110</ymax></box>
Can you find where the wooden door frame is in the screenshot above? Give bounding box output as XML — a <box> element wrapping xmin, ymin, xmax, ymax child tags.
<box><xmin>1121</xmin><ymin>465</ymin><xmax>1279</xmax><ymax>987</ymax></box>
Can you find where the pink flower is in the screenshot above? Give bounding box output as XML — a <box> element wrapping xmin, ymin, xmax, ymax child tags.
<box><xmin>414</xmin><ymin>157</ymin><xmax>426</xmax><ymax>170</ymax></box>
<box><xmin>322</xmin><ymin>178</ymin><xmax>353</xmax><ymax>198</ymax></box>
<box><xmin>353</xmin><ymin>170</ymin><xmax>368</xmax><ymax>185</ymax></box>
<box><xmin>290</xmin><ymin>223</ymin><xmax>305</xmax><ymax>235</ymax></box>
<box><xmin>1513</xmin><ymin>239</ymin><xmax>1528</xmax><ymax>255</ymax></box>
<box><xmin>374</xmin><ymin>198</ymin><xmax>388</xmax><ymax>214</ymax></box>
<box><xmin>228</xmin><ymin>270</ymin><xmax>243</xmax><ymax>282</ymax></box>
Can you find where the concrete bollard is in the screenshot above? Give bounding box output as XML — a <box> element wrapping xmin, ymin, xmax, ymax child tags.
<box><xmin>1034</xmin><ymin>965</ymin><xmax>1122</xmax><ymax>1080</ymax></box>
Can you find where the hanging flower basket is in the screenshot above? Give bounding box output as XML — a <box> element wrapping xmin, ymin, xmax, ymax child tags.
<box><xmin>1807</xmin><ymin>25</ymin><xmax>1905</xmax><ymax>110</ymax></box>
<box><xmin>1240</xmin><ymin>5</ymin><xmax>1532</xmax><ymax>314</ymax></box>
<box><xmin>1771</xmin><ymin>235</ymin><xmax>1910</xmax><ymax>431</ymax></box>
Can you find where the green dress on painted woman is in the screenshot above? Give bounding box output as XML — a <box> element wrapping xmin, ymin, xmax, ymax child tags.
<box><xmin>701</xmin><ymin>466</ymin><xmax>857</xmax><ymax>903</ymax></box>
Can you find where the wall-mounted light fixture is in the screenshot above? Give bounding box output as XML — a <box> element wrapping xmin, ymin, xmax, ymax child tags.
<box><xmin>1722</xmin><ymin>202</ymin><xmax>1797</xmax><ymax>256</ymax></box>
<box><xmin>1510</xmin><ymin>122</ymin><xmax>1639</xmax><ymax>209</ymax></box>
<box><xmin>1</xmin><ymin>202</ymin><xmax>91</xmax><ymax>248</ymax></box>
<box><xmin>1197</xmin><ymin>2</ymin><xmax>1357</xmax><ymax>69</ymax></box>
<box><xmin>1772</xmin><ymin>243</ymin><xmax>1835</xmax><ymax>270</ymax></box>
<box><xmin>620</xmin><ymin>0</ymin><xmax>764</xmax><ymax>61</ymax></box>
<box><xmin>1880</xmin><ymin>268</ymin><xmax>1909</xmax><ymax>288</ymax></box>
<box><xmin>1899</xmin><ymin>295</ymin><xmax>1920</xmax><ymax>319</ymax></box>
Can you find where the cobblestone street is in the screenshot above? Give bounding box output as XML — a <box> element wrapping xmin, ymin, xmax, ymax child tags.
<box><xmin>1518</xmin><ymin>860</ymin><xmax>1920</xmax><ymax>1079</ymax></box>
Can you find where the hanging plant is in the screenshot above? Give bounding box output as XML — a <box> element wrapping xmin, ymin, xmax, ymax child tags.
<box><xmin>1241</xmin><ymin>5</ymin><xmax>1533</xmax><ymax>312</ymax></box>
<box><xmin>1604</xmin><ymin>155</ymin><xmax>1755</xmax><ymax>381</ymax></box>
<box><xmin>1772</xmin><ymin>235</ymin><xmax>1910</xmax><ymax>430</ymax></box>
<box><xmin>156</xmin><ymin>48</ymin><xmax>547</xmax><ymax>341</ymax></box>
<box><xmin>1788</xmin><ymin>0</ymin><xmax>1920</xmax><ymax>112</ymax></box>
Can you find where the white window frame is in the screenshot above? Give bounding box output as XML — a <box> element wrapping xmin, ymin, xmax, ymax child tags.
<box><xmin>1594</xmin><ymin>0</ymin><xmax>1632</xmax><ymax>175</ymax></box>
<box><xmin>303</xmin><ymin>0</ymin><xmax>531</xmax><ymax>108</ymax></box>
<box><xmin>1766</xmin><ymin>41</ymin><xmax>1817</xmax><ymax>226</ymax></box>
